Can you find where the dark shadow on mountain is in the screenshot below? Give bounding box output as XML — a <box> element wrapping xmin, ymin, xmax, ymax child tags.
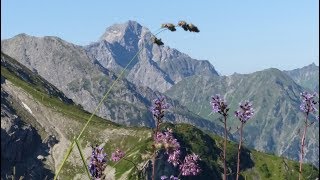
<box><xmin>1</xmin><ymin>87</ymin><xmax>55</xmax><ymax>179</ymax></box>
<box><xmin>1</xmin><ymin>126</ymin><xmax>55</xmax><ymax>179</ymax></box>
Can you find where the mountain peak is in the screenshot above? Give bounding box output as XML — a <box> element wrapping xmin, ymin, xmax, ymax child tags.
<box><xmin>4</xmin><ymin>33</ymin><xmax>69</xmax><ymax>45</ymax></box>
<box><xmin>99</xmin><ymin>20</ymin><xmax>148</xmax><ymax>43</ymax></box>
<box><xmin>14</xmin><ymin>33</ymin><xmax>29</xmax><ymax>38</ymax></box>
<box><xmin>284</xmin><ymin>62</ymin><xmax>319</xmax><ymax>91</ymax></box>
<box><xmin>6</xmin><ymin>33</ymin><xmax>35</xmax><ymax>41</ymax></box>
<box><xmin>307</xmin><ymin>62</ymin><xmax>318</xmax><ymax>68</ymax></box>
<box><xmin>125</xmin><ymin>20</ymin><xmax>141</xmax><ymax>27</ymax></box>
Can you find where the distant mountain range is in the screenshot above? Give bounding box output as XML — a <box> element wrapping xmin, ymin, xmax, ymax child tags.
<box><xmin>1</xmin><ymin>20</ymin><xmax>319</xmax><ymax>168</ymax></box>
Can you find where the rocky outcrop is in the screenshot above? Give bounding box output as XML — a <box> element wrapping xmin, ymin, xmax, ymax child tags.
<box><xmin>1</xmin><ymin>81</ymin><xmax>54</xmax><ymax>179</ymax></box>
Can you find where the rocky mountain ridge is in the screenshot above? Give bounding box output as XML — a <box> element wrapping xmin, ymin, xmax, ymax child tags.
<box><xmin>165</xmin><ymin>68</ymin><xmax>319</xmax><ymax>167</ymax></box>
<box><xmin>284</xmin><ymin>63</ymin><xmax>319</xmax><ymax>92</ymax></box>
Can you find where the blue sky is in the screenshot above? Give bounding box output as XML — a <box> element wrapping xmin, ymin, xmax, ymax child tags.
<box><xmin>1</xmin><ymin>0</ymin><xmax>319</xmax><ymax>75</ymax></box>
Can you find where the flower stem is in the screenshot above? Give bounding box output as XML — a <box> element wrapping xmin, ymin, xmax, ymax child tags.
<box><xmin>299</xmin><ymin>114</ymin><xmax>309</xmax><ymax>180</ymax></box>
<box><xmin>223</xmin><ymin>115</ymin><xmax>227</xmax><ymax>180</ymax></box>
<box><xmin>236</xmin><ymin>122</ymin><xmax>244</xmax><ymax>180</ymax></box>
<box><xmin>177</xmin><ymin>171</ymin><xmax>182</xmax><ymax>179</ymax></box>
<box><xmin>152</xmin><ymin>118</ymin><xmax>160</xmax><ymax>180</ymax></box>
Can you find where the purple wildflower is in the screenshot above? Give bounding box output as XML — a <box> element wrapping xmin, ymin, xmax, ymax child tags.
<box><xmin>111</xmin><ymin>148</ymin><xmax>125</xmax><ymax>162</ymax></box>
<box><xmin>151</xmin><ymin>96</ymin><xmax>170</xmax><ymax>121</ymax></box>
<box><xmin>211</xmin><ymin>94</ymin><xmax>229</xmax><ymax>116</ymax></box>
<box><xmin>300</xmin><ymin>92</ymin><xmax>318</xmax><ymax>114</ymax></box>
<box><xmin>168</xmin><ymin>149</ymin><xmax>181</xmax><ymax>167</ymax></box>
<box><xmin>161</xmin><ymin>175</ymin><xmax>168</xmax><ymax>180</ymax></box>
<box><xmin>235</xmin><ymin>101</ymin><xmax>254</xmax><ymax>123</ymax></box>
<box><xmin>154</xmin><ymin>129</ymin><xmax>181</xmax><ymax>166</ymax></box>
<box><xmin>211</xmin><ymin>94</ymin><xmax>229</xmax><ymax>179</ymax></box>
<box><xmin>88</xmin><ymin>145</ymin><xmax>107</xmax><ymax>179</ymax></box>
<box><xmin>179</xmin><ymin>153</ymin><xmax>201</xmax><ymax>176</ymax></box>
<box><xmin>298</xmin><ymin>92</ymin><xmax>318</xmax><ymax>179</ymax></box>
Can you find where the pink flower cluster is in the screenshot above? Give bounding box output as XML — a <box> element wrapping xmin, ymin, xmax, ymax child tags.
<box><xmin>211</xmin><ymin>94</ymin><xmax>229</xmax><ymax>116</ymax></box>
<box><xmin>111</xmin><ymin>148</ymin><xmax>125</xmax><ymax>162</ymax></box>
<box><xmin>154</xmin><ymin>128</ymin><xmax>181</xmax><ymax>166</ymax></box>
<box><xmin>151</xmin><ymin>96</ymin><xmax>170</xmax><ymax>120</ymax></box>
<box><xmin>300</xmin><ymin>92</ymin><xmax>318</xmax><ymax>114</ymax></box>
<box><xmin>235</xmin><ymin>101</ymin><xmax>254</xmax><ymax>123</ymax></box>
<box><xmin>179</xmin><ymin>153</ymin><xmax>201</xmax><ymax>176</ymax></box>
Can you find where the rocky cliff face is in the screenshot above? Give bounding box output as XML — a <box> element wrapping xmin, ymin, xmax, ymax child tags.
<box><xmin>86</xmin><ymin>20</ymin><xmax>219</xmax><ymax>92</ymax></box>
<box><xmin>1</xmin><ymin>79</ymin><xmax>54</xmax><ymax>179</ymax></box>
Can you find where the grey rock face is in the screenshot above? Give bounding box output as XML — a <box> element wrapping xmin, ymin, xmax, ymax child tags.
<box><xmin>1</xmin><ymin>34</ymin><xmax>94</xmax><ymax>89</ymax></box>
<box><xmin>86</xmin><ymin>20</ymin><xmax>219</xmax><ymax>92</ymax></box>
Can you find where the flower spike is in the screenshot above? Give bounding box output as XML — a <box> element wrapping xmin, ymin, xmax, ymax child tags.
<box><xmin>187</xmin><ymin>23</ymin><xmax>200</xmax><ymax>33</ymax></box>
<box><xmin>161</xmin><ymin>23</ymin><xmax>177</xmax><ymax>31</ymax></box>
<box><xmin>152</xmin><ymin>36</ymin><xmax>164</xmax><ymax>46</ymax></box>
<box><xmin>235</xmin><ymin>101</ymin><xmax>254</xmax><ymax>123</ymax></box>
<box><xmin>178</xmin><ymin>21</ymin><xmax>189</xmax><ymax>31</ymax></box>
<box><xmin>88</xmin><ymin>145</ymin><xmax>107</xmax><ymax>179</ymax></box>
